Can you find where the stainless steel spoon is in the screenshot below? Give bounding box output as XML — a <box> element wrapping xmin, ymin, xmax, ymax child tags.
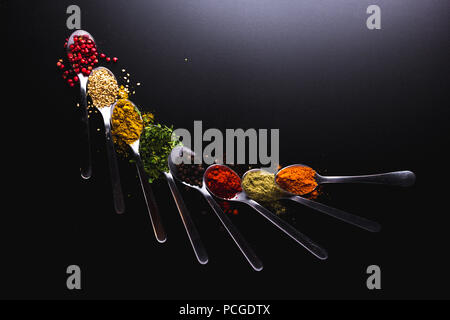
<box><xmin>111</xmin><ymin>99</ymin><xmax>166</xmax><ymax>242</ymax></box>
<box><xmin>168</xmin><ymin>146</ymin><xmax>263</xmax><ymax>271</ymax></box>
<box><xmin>164</xmin><ymin>169</ymin><xmax>208</xmax><ymax>263</ymax></box>
<box><xmin>88</xmin><ymin>67</ymin><xmax>125</xmax><ymax>214</ymax></box>
<box><xmin>204</xmin><ymin>165</ymin><xmax>328</xmax><ymax>260</ymax></box>
<box><xmin>67</xmin><ymin>30</ymin><xmax>95</xmax><ymax>180</ymax></box>
<box><xmin>276</xmin><ymin>164</ymin><xmax>416</xmax><ymax>192</ymax></box>
<box><xmin>241</xmin><ymin>169</ymin><xmax>380</xmax><ymax>232</ymax></box>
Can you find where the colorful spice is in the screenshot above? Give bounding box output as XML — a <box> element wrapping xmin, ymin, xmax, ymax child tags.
<box><xmin>306</xmin><ymin>188</ymin><xmax>321</xmax><ymax>200</ymax></box>
<box><xmin>118</xmin><ymin>85</ymin><xmax>129</xmax><ymax>99</ymax></box>
<box><xmin>175</xmin><ymin>154</ymin><xmax>247</xmax><ymax>215</ymax></box>
<box><xmin>205</xmin><ymin>165</ymin><xmax>242</xmax><ymax>199</ymax></box>
<box><xmin>67</xmin><ymin>34</ymin><xmax>98</xmax><ymax>77</ymax></box>
<box><xmin>242</xmin><ymin>170</ymin><xmax>283</xmax><ymax>202</ymax></box>
<box><xmin>142</xmin><ymin>112</ymin><xmax>154</xmax><ymax>124</ymax></box>
<box><xmin>139</xmin><ymin>113</ymin><xmax>179</xmax><ymax>183</ymax></box>
<box><xmin>87</xmin><ymin>68</ymin><xmax>119</xmax><ymax>108</ymax></box>
<box><xmin>276</xmin><ymin>165</ymin><xmax>318</xmax><ymax>196</ymax></box>
<box><xmin>111</xmin><ymin>99</ymin><xmax>143</xmax><ymax>145</ymax></box>
<box><xmin>175</xmin><ymin>154</ymin><xmax>206</xmax><ymax>187</ymax></box>
<box><xmin>113</xmin><ymin>109</ymin><xmax>156</xmax><ymax>158</ymax></box>
<box><xmin>112</xmin><ymin>71</ymin><xmax>145</xmax><ymax>155</ymax></box>
<box><xmin>241</xmin><ymin>170</ymin><xmax>287</xmax><ymax>214</ymax></box>
<box><xmin>118</xmin><ymin>70</ymin><xmax>140</xmax><ymax>98</ymax></box>
<box><xmin>56</xmin><ymin>33</ymin><xmax>118</xmax><ymax>87</ymax></box>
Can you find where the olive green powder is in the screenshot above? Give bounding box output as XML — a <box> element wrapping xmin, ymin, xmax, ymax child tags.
<box><xmin>242</xmin><ymin>170</ymin><xmax>286</xmax><ymax>214</ymax></box>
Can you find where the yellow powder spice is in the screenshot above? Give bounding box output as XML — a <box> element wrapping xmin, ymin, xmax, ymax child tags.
<box><xmin>111</xmin><ymin>99</ymin><xmax>143</xmax><ymax>145</ymax></box>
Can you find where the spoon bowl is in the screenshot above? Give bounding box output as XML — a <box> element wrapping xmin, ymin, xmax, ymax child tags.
<box><xmin>274</xmin><ymin>163</ymin><xmax>321</xmax><ymax>195</ymax></box>
<box><xmin>204</xmin><ymin>164</ymin><xmax>328</xmax><ymax>260</ymax></box>
<box><xmin>67</xmin><ymin>29</ymin><xmax>95</xmax><ymax>50</ymax></box>
<box><xmin>87</xmin><ymin>67</ymin><xmax>125</xmax><ymax>214</ymax></box>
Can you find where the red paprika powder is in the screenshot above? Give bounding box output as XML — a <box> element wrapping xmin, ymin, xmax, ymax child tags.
<box><xmin>205</xmin><ymin>165</ymin><xmax>242</xmax><ymax>199</ymax></box>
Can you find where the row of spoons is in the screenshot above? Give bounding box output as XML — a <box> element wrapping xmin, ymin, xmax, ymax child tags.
<box><xmin>69</xmin><ymin>30</ymin><xmax>416</xmax><ymax>271</ymax></box>
<box><xmin>165</xmin><ymin>146</ymin><xmax>415</xmax><ymax>270</ymax></box>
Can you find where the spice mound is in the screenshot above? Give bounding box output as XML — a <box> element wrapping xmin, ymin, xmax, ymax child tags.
<box><xmin>206</xmin><ymin>165</ymin><xmax>242</xmax><ymax>199</ymax></box>
<box><xmin>87</xmin><ymin>68</ymin><xmax>119</xmax><ymax>108</ymax></box>
<box><xmin>111</xmin><ymin>99</ymin><xmax>143</xmax><ymax>145</ymax></box>
<box><xmin>175</xmin><ymin>154</ymin><xmax>206</xmax><ymax>187</ymax></box>
<box><xmin>242</xmin><ymin>170</ymin><xmax>284</xmax><ymax>202</ymax></box>
<box><xmin>139</xmin><ymin>114</ymin><xmax>179</xmax><ymax>183</ymax></box>
<box><xmin>276</xmin><ymin>165</ymin><xmax>318</xmax><ymax>196</ymax></box>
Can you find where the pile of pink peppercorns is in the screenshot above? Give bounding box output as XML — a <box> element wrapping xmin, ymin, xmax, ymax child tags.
<box><xmin>56</xmin><ymin>34</ymin><xmax>118</xmax><ymax>87</ymax></box>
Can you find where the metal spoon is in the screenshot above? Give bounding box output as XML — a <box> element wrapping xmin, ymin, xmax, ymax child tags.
<box><xmin>88</xmin><ymin>67</ymin><xmax>125</xmax><ymax>214</ymax></box>
<box><xmin>168</xmin><ymin>146</ymin><xmax>263</xmax><ymax>271</ymax></box>
<box><xmin>241</xmin><ymin>169</ymin><xmax>380</xmax><ymax>232</ymax></box>
<box><xmin>111</xmin><ymin>99</ymin><xmax>166</xmax><ymax>242</ymax></box>
<box><xmin>164</xmin><ymin>169</ymin><xmax>207</xmax><ymax>263</ymax></box>
<box><xmin>67</xmin><ymin>30</ymin><xmax>95</xmax><ymax>180</ymax></box>
<box><xmin>276</xmin><ymin>164</ymin><xmax>416</xmax><ymax>192</ymax></box>
<box><xmin>204</xmin><ymin>165</ymin><xmax>328</xmax><ymax>260</ymax></box>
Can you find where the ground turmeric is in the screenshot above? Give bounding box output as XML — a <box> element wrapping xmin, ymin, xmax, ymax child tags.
<box><xmin>276</xmin><ymin>165</ymin><xmax>318</xmax><ymax>196</ymax></box>
<box><xmin>111</xmin><ymin>99</ymin><xmax>143</xmax><ymax>145</ymax></box>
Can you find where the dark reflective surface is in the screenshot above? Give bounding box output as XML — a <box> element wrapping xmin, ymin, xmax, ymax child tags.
<box><xmin>3</xmin><ymin>0</ymin><xmax>449</xmax><ymax>299</ymax></box>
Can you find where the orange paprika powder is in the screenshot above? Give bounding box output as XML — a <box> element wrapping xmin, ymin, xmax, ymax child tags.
<box><xmin>276</xmin><ymin>166</ymin><xmax>318</xmax><ymax>196</ymax></box>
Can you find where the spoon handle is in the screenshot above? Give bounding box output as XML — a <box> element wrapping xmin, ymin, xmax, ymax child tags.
<box><xmin>134</xmin><ymin>155</ymin><xmax>167</xmax><ymax>243</ymax></box>
<box><xmin>164</xmin><ymin>172</ymin><xmax>207</xmax><ymax>263</ymax></box>
<box><xmin>320</xmin><ymin>170</ymin><xmax>415</xmax><ymax>186</ymax></box>
<box><xmin>201</xmin><ymin>190</ymin><xmax>263</xmax><ymax>271</ymax></box>
<box><xmin>288</xmin><ymin>196</ymin><xmax>381</xmax><ymax>232</ymax></box>
<box><xmin>245</xmin><ymin>199</ymin><xmax>328</xmax><ymax>260</ymax></box>
<box><xmin>104</xmin><ymin>123</ymin><xmax>125</xmax><ymax>214</ymax></box>
<box><xmin>79</xmin><ymin>75</ymin><xmax>92</xmax><ymax>179</ymax></box>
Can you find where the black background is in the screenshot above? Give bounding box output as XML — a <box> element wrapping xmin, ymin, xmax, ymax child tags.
<box><xmin>2</xmin><ymin>0</ymin><xmax>449</xmax><ymax>300</ymax></box>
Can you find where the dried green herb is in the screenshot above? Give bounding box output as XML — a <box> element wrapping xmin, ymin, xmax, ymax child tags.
<box><xmin>138</xmin><ymin>115</ymin><xmax>179</xmax><ymax>183</ymax></box>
